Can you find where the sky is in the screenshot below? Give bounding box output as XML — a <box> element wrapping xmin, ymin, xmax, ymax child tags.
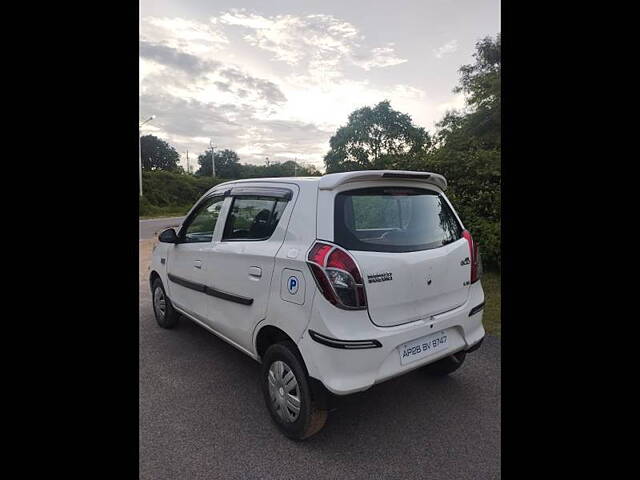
<box><xmin>140</xmin><ymin>0</ymin><xmax>500</xmax><ymax>172</ymax></box>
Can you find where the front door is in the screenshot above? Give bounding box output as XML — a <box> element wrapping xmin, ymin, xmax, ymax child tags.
<box><xmin>166</xmin><ymin>195</ymin><xmax>225</xmax><ymax>322</ymax></box>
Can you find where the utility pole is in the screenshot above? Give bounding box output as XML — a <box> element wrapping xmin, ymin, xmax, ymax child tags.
<box><xmin>139</xmin><ymin>115</ymin><xmax>156</xmax><ymax>197</ymax></box>
<box><xmin>294</xmin><ymin>157</ymin><xmax>297</xmax><ymax>176</ymax></box>
<box><xmin>210</xmin><ymin>139</ymin><xmax>216</xmax><ymax>178</ymax></box>
<box><xmin>139</xmin><ymin>127</ymin><xmax>142</xmax><ymax>196</ymax></box>
<box><xmin>185</xmin><ymin>149</ymin><xmax>190</xmax><ymax>174</ymax></box>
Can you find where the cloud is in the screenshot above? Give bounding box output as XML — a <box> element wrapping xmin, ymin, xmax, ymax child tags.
<box><xmin>352</xmin><ymin>45</ymin><xmax>408</xmax><ymax>71</ymax></box>
<box><xmin>139</xmin><ymin>41</ymin><xmax>221</xmax><ymax>76</ymax></box>
<box><xmin>139</xmin><ymin>10</ymin><xmax>458</xmax><ymax>170</ymax></box>
<box><xmin>219</xmin><ymin>67</ymin><xmax>287</xmax><ymax>104</ymax></box>
<box><xmin>217</xmin><ymin>10</ymin><xmax>406</xmax><ymax>80</ymax></box>
<box><xmin>141</xmin><ymin>17</ymin><xmax>228</xmax><ymax>56</ymax></box>
<box><xmin>433</xmin><ymin>40</ymin><xmax>458</xmax><ymax>59</ymax></box>
<box><xmin>140</xmin><ymin>93</ymin><xmax>243</xmax><ymax>139</ymax></box>
<box><xmin>139</xmin><ymin>92</ymin><xmax>331</xmax><ymax>167</ymax></box>
<box><xmin>139</xmin><ymin>49</ymin><xmax>286</xmax><ymax>108</ymax></box>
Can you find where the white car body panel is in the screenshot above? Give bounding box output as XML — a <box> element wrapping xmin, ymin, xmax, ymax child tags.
<box><xmin>352</xmin><ymin>239</ymin><xmax>471</xmax><ymax>327</ymax></box>
<box><xmin>298</xmin><ymin>279</ymin><xmax>484</xmax><ymax>395</ymax></box>
<box><xmin>149</xmin><ymin>172</ymin><xmax>486</xmax><ymax>396</ymax></box>
<box><xmin>202</xmin><ymin>182</ymin><xmax>299</xmax><ymax>347</ymax></box>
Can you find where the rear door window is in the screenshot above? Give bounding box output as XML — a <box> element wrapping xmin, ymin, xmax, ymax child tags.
<box><xmin>222</xmin><ymin>196</ymin><xmax>288</xmax><ymax>241</ymax></box>
<box><xmin>334</xmin><ymin>187</ymin><xmax>462</xmax><ymax>252</ymax></box>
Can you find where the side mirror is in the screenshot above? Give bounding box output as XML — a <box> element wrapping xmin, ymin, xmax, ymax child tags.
<box><xmin>158</xmin><ymin>228</ymin><xmax>179</xmax><ymax>243</ymax></box>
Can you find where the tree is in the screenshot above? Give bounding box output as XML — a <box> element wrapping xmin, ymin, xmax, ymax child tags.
<box><xmin>324</xmin><ymin>100</ymin><xmax>431</xmax><ymax>173</ymax></box>
<box><xmin>239</xmin><ymin>159</ymin><xmax>320</xmax><ymax>178</ymax></box>
<box><xmin>424</xmin><ymin>34</ymin><xmax>501</xmax><ymax>268</ymax></box>
<box><xmin>196</xmin><ymin>149</ymin><xmax>242</xmax><ymax>178</ymax></box>
<box><xmin>455</xmin><ymin>34</ymin><xmax>500</xmax><ymax>113</ymax></box>
<box><xmin>432</xmin><ymin>34</ymin><xmax>501</xmax><ymax>151</ymax></box>
<box><xmin>140</xmin><ymin>135</ymin><xmax>181</xmax><ymax>172</ymax></box>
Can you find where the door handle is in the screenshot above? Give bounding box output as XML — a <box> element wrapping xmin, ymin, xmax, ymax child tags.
<box><xmin>194</xmin><ymin>260</ymin><xmax>202</xmax><ymax>269</ymax></box>
<box><xmin>248</xmin><ymin>266</ymin><xmax>262</xmax><ymax>278</ymax></box>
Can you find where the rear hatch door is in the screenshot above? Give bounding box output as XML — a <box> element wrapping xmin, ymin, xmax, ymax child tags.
<box><xmin>333</xmin><ymin>185</ymin><xmax>470</xmax><ymax>327</ymax></box>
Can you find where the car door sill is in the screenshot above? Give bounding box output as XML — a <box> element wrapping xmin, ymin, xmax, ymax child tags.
<box><xmin>173</xmin><ymin>304</ymin><xmax>258</xmax><ymax>361</ymax></box>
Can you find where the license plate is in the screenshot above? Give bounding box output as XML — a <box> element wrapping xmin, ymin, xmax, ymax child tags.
<box><xmin>399</xmin><ymin>330</ymin><xmax>449</xmax><ymax>365</ymax></box>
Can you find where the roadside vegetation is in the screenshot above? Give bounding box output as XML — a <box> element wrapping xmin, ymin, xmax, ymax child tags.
<box><xmin>140</xmin><ymin>34</ymin><xmax>501</xmax><ymax>333</ymax></box>
<box><xmin>139</xmin><ymin>172</ymin><xmax>228</xmax><ymax>217</ymax></box>
<box><xmin>481</xmin><ymin>271</ymin><xmax>501</xmax><ymax>336</ymax></box>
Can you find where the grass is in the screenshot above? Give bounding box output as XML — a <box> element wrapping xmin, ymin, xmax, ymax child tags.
<box><xmin>481</xmin><ymin>270</ymin><xmax>501</xmax><ymax>336</ymax></box>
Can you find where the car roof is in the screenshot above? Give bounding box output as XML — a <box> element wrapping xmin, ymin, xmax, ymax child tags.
<box><xmin>318</xmin><ymin>170</ymin><xmax>447</xmax><ymax>190</ymax></box>
<box><xmin>213</xmin><ymin>170</ymin><xmax>447</xmax><ymax>191</ymax></box>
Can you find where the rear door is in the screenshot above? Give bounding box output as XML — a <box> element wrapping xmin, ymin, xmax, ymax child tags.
<box><xmin>203</xmin><ymin>185</ymin><xmax>296</xmax><ymax>348</ymax></box>
<box><xmin>332</xmin><ymin>185</ymin><xmax>470</xmax><ymax>327</ymax></box>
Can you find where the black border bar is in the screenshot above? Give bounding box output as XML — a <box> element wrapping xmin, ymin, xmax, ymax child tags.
<box><xmin>168</xmin><ymin>274</ymin><xmax>253</xmax><ymax>306</ymax></box>
<box><xmin>308</xmin><ymin>329</ymin><xmax>382</xmax><ymax>349</ymax></box>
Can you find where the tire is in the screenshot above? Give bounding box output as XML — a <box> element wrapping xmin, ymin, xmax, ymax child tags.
<box><xmin>424</xmin><ymin>350</ymin><xmax>466</xmax><ymax>376</ymax></box>
<box><xmin>261</xmin><ymin>341</ymin><xmax>328</xmax><ymax>440</ymax></box>
<box><xmin>151</xmin><ymin>278</ymin><xmax>180</xmax><ymax>329</ymax></box>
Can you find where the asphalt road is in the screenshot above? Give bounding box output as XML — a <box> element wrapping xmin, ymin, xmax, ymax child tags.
<box><xmin>139</xmin><ymin>241</ymin><xmax>501</xmax><ymax>480</ymax></box>
<box><xmin>140</xmin><ymin>217</ymin><xmax>185</xmax><ymax>240</ymax></box>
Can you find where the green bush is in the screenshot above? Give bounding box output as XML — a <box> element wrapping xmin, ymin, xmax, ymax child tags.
<box><xmin>435</xmin><ymin>156</ymin><xmax>500</xmax><ymax>270</ymax></box>
<box><xmin>139</xmin><ymin>195</ymin><xmax>160</xmax><ymax>217</ymax></box>
<box><xmin>140</xmin><ymin>171</ymin><xmax>229</xmax><ymax>217</ymax></box>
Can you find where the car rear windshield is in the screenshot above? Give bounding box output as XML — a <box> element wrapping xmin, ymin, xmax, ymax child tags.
<box><xmin>334</xmin><ymin>186</ymin><xmax>463</xmax><ymax>252</ymax></box>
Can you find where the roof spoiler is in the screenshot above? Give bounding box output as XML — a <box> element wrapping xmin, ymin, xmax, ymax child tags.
<box><xmin>318</xmin><ymin>170</ymin><xmax>447</xmax><ymax>191</ymax></box>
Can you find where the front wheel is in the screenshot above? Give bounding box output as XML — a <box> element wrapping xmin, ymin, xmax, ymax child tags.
<box><xmin>152</xmin><ymin>278</ymin><xmax>180</xmax><ymax>329</ymax></box>
<box><xmin>261</xmin><ymin>341</ymin><xmax>327</xmax><ymax>440</ymax></box>
<box><xmin>424</xmin><ymin>350</ymin><xmax>466</xmax><ymax>376</ymax></box>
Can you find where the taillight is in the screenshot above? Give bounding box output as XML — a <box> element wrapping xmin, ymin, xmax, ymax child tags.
<box><xmin>307</xmin><ymin>241</ymin><xmax>367</xmax><ymax>309</ymax></box>
<box><xmin>462</xmin><ymin>230</ymin><xmax>482</xmax><ymax>284</ymax></box>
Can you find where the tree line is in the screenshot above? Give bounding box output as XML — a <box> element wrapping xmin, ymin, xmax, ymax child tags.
<box><xmin>140</xmin><ymin>138</ymin><xmax>321</xmax><ymax>179</ymax></box>
<box><xmin>141</xmin><ymin>34</ymin><xmax>500</xmax><ymax>267</ymax></box>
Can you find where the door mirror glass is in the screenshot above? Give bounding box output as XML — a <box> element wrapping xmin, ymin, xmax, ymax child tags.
<box><xmin>158</xmin><ymin>228</ymin><xmax>178</xmax><ymax>243</ymax></box>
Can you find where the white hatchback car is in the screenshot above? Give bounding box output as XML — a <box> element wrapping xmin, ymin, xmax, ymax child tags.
<box><xmin>149</xmin><ymin>170</ymin><xmax>485</xmax><ymax>440</ymax></box>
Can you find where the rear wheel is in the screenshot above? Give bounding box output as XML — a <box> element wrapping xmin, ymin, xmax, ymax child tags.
<box><xmin>261</xmin><ymin>341</ymin><xmax>327</xmax><ymax>440</ymax></box>
<box><xmin>152</xmin><ymin>278</ymin><xmax>179</xmax><ymax>329</ymax></box>
<box><xmin>424</xmin><ymin>350</ymin><xmax>466</xmax><ymax>376</ymax></box>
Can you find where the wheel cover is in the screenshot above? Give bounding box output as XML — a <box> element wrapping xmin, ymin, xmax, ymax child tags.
<box><xmin>153</xmin><ymin>287</ymin><xmax>166</xmax><ymax>321</ymax></box>
<box><xmin>267</xmin><ymin>360</ymin><xmax>301</xmax><ymax>423</ymax></box>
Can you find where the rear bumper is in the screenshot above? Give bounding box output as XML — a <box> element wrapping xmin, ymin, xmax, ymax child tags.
<box><xmin>465</xmin><ymin>336</ymin><xmax>484</xmax><ymax>353</ymax></box>
<box><xmin>298</xmin><ymin>282</ymin><xmax>485</xmax><ymax>396</ymax></box>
